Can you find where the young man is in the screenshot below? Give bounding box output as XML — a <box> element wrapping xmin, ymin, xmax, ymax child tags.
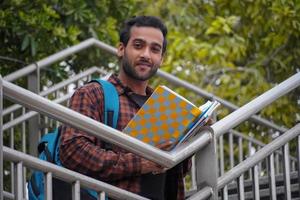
<box><xmin>60</xmin><ymin>16</ymin><xmax>190</xmax><ymax>200</ymax></box>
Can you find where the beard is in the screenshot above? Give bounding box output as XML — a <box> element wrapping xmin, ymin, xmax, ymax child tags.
<box><xmin>121</xmin><ymin>52</ymin><xmax>159</xmax><ymax>81</ymax></box>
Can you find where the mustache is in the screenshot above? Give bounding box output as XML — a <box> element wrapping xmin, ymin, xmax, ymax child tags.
<box><xmin>136</xmin><ymin>58</ymin><xmax>152</xmax><ymax>66</ymax></box>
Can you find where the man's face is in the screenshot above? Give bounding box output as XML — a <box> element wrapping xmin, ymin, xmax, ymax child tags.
<box><xmin>117</xmin><ymin>26</ymin><xmax>164</xmax><ymax>81</ymax></box>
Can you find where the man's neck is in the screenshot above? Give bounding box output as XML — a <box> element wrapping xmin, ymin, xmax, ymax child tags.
<box><xmin>118</xmin><ymin>73</ymin><xmax>148</xmax><ymax>96</ymax></box>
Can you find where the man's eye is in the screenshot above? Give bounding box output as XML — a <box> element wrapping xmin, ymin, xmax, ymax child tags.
<box><xmin>134</xmin><ymin>43</ymin><xmax>142</xmax><ymax>49</ymax></box>
<box><xmin>152</xmin><ymin>47</ymin><xmax>162</xmax><ymax>53</ymax></box>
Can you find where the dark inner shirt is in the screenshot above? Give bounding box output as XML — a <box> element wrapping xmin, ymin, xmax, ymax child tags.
<box><xmin>128</xmin><ymin>92</ymin><xmax>178</xmax><ymax>200</ymax></box>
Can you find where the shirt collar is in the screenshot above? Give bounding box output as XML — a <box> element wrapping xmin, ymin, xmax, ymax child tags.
<box><xmin>108</xmin><ymin>74</ymin><xmax>154</xmax><ymax>96</ymax></box>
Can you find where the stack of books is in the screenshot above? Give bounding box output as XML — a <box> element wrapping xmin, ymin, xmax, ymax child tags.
<box><xmin>122</xmin><ymin>85</ymin><xmax>220</xmax><ymax>150</ymax></box>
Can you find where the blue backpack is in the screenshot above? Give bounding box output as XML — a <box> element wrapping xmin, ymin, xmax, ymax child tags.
<box><xmin>28</xmin><ymin>79</ymin><xmax>119</xmax><ymax>200</ymax></box>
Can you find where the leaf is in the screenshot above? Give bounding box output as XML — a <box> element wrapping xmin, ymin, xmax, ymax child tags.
<box><xmin>21</xmin><ymin>35</ymin><xmax>30</xmax><ymax>51</ymax></box>
<box><xmin>30</xmin><ymin>37</ymin><xmax>36</xmax><ymax>56</ymax></box>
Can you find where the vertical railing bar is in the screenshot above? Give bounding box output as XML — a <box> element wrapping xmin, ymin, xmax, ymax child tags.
<box><xmin>10</xmin><ymin>113</ymin><xmax>14</xmax><ymax>194</ymax></box>
<box><xmin>45</xmin><ymin>172</ymin><xmax>53</xmax><ymax>200</ymax></box>
<box><xmin>221</xmin><ymin>187</ymin><xmax>228</xmax><ymax>200</ymax></box>
<box><xmin>21</xmin><ymin>107</ymin><xmax>27</xmax><ymax>197</ymax></box>
<box><xmin>44</xmin><ymin>94</ymin><xmax>49</xmax><ymax>133</ymax></box>
<box><xmin>49</xmin><ymin>117</ymin><xmax>53</xmax><ymax>129</ymax></box>
<box><xmin>219</xmin><ymin>135</ymin><xmax>224</xmax><ymax>176</ymax></box>
<box><xmin>238</xmin><ymin>137</ymin><xmax>243</xmax><ymax>162</ymax></box>
<box><xmin>267</xmin><ymin>153</ymin><xmax>277</xmax><ymax>200</ymax></box>
<box><xmin>0</xmin><ymin>76</ymin><xmax>4</xmax><ymax>200</ymax></box>
<box><xmin>248</xmin><ymin>140</ymin><xmax>252</xmax><ymax>180</ymax></box>
<box><xmin>14</xmin><ymin>162</ymin><xmax>23</xmax><ymax>200</ymax></box>
<box><xmin>191</xmin><ymin>156</ymin><xmax>197</xmax><ymax>190</ymax></box>
<box><xmin>291</xmin><ymin>160</ymin><xmax>295</xmax><ymax>172</ymax></box>
<box><xmin>98</xmin><ymin>192</ymin><xmax>106</xmax><ymax>200</ymax></box>
<box><xmin>252</xmin><ymin>165</ymin><xmax>260</xmax><ymax>200</ymax></box>
<box><xmin>28</xmin><ymin>64</ymin><xmax>40</xmax><ymax>157</ymax></box>
<box><xmin>282</xmin><ymin>144</ymin><xmax>291</xmax><ymax>200</ymax></box>
<box><xmin>55</xmin><ymin>90</ymin><xmax>59</xmax><ymax>100</ymax></box>
<box><xmin>237</xmin><ymin>137</ymin><xmax>244</xmax><ymax>200</ymax></box>
<box><xmin>56</xmin><ymin>120</ymin><xmax>60</xmax><ymax>129</ymax></box>
<box><xmin>72</xmin><ymin>180</ymin><xmax>80</xmax><ymax>200</ymax></box>
<box><xmin>219</xmin><ymin>135</ymin><xmax>228</xmax><ymax>200</ymax></box>
<box><xmin>275</xmin><ymin>153</ymin><xmax>280</xmax><ymax>174</ymax></box>
<box><xmin>87</xmin><ymin>74</ymin><xmax>92</xmax><ymax>82</ymax></box>
<box><xmin>45</xmin><ymin>115</ymin><xmax>49</xmax><ymax>133</ymax></box>
<box><xmin>229</xmin><ymin>132</ymin><xmax>234</xmax><ymax>169</ymax></box>
<box><xmin>257</xmin><ymin>146</ymin><xmax>262</xmax><ymax>175</ymax></box>
<box><xmin>297</xmin><ymin>135</ymin><xmax>300</xmax><ymax>196</ymax></box>
<box><xmin>21</xmin><ymin>108</ymin><xmax>26</xmax><ymax>154</ymax></box>
<box><xmin>237</xmin><ymin>174</ymin><xmax>245</xmax><ymax>200</ymax></box>
<box><xmin>55</xmin><ymin>91</ymin><xmax>60</xmax><ymax>128</ymax></box>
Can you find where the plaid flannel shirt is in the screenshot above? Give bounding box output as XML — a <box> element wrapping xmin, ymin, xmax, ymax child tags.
<box><xmin>60</xmin><ymin>74</ymin><xmax>190</xmax><ymax>199</ymax></box>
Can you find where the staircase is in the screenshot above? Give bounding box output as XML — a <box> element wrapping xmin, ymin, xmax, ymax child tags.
<box><xmin>226</xmin><ymin>171</ymin><xmax>300</xmax><ymax>199</ymax></box>
<box><xmin>1</xmin><ymin>38</ymin><xmax>300</xmax><ymax>200</ymax></box>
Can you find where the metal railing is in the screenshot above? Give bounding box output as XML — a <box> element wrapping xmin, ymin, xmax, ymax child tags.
<box><xmin>3</xmin><ymin>65</ymin><xmax>297</xmax><ymax>190</ymax></box>
<box><xmin>2</xmin><ymin>67</ymin><xmax>106</xmax><ymax>131</ymax></box>
<box><xmin>3</xmin><ymin>146</ymin><xmax>148</xmax><ymax>200</ymax></box>
<box><xmin>3</xmin><ymin>73</ymin><xmax>300</xmax><ymax>167</ymax></box>
<box><xmin>3</xmin><ymin>66</ymin><xmax>298</xmax><ymax>194</ymax></box>
<box><xmin>217</xmin><ymin>124</ymin><xmax>300</xmax><ymax>200</ymax></box>
<box><xmin>2</xmin><ymin>71</ymin><xmax>300</xmax><ymax>199</ymax></box>
<box><xmin>192</xmin><ymin>124</ymin><xmax>300</xmax><ymax>200</ymax></box>
<box><xmin>2</xmin><ymin>38</ymin><xmax>292</xmax><ymax>174</ymax></box>
<box><xmin>3</xmin><ymin>38</ymin><xmax>294</xmax><ymax>179</ymax></box>
<box><xmin>1</xmin><ymin>77</ymin><xmax>219</xmax><ymax>199</ymax></box>
<box><xmin>1</xmin><ymin>38</ymin><xmax>300</xmax><ymax>199</ymax></box>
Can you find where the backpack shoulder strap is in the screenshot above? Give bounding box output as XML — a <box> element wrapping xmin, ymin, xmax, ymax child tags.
<box><xmin>38</xmin><ymin>128</ymin><xmax>61</xmax><ymax>165</ymax></box>
<box><xmin>92</xmin><ymin>79</ymin><xmax>119</xmax><ymax>129</ymax></box>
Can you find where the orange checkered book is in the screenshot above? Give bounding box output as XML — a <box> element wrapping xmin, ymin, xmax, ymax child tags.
<box><xmin>122</xmin><ymin>85</ymin><xmax>203</xmax><ymax>150</ymax></box>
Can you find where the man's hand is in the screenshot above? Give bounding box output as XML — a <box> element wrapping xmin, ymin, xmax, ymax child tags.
<box><xmin>156</xmin><ymin>140</ymin><xmax>173</xmax><ymax>151</ymax></box>
<box><xmin>141</xmin><ymin>158</ymin><xmax>166</xmax><ymax>174</ymax></box>
<box><xmin>206</xmin><ymin>117</ymin><xmax>214</xmax><ymax>126</ymax></box>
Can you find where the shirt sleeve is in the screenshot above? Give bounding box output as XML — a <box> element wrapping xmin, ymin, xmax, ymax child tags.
<box><xmin>59</xmin><ymin>83</ymin><xmax>143</xmax><ymax>182</ymax></box>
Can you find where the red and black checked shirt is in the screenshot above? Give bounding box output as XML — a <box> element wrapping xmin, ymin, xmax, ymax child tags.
<box><xmin>60</xmin><ymin>74</ymin><xmax>190</xmax><ymax>199</ymax></box>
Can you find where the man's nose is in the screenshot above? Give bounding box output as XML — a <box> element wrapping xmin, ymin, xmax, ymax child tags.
<box><xmin>140</xmin><ymin>47</ymin><xmax>151</xmax><ymax>59</ymax></box>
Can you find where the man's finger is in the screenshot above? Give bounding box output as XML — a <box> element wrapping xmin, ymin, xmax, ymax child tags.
<box><xmin>156</xmin><ymin>141</ymin><xmax>173</xmax><ymax>150</ymax></box>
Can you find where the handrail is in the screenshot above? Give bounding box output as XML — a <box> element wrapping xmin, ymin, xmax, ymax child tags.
<box><xmin>3</xmin><ymin>39</ymin><xmax>115</xmax><ymax>82</ymax></box>
<box><xmin>211</xmin><ymin>72</ymin><xmax>300</xmax><ymax>137</ymax></box>
<box><xmin>187</xmin><ymin>186</ymin><xmax>212</xmax><ymax>200</ymax></box>
<box><xmin>217</xmin><ymin>123</ymin><xmax>300</xmax><ymax>189</ymax></box>
<box><xmin>3</xmin><ymin>146</ymin><xmax>148</xmax><ymax>200</ymax></box>
<box><xmin>2</xmin><ymin>72</ymin><xmax>300</xmax><ymax>168</ymax></box>
<box><xmin>2</xmin><ymin>66</ymin><xmax>105</xmax><ymax>117</ymax></box>
<box><xmin>157</xmin><ymin>70</ymin><xmax>288</xmax><ymax>133</ymax></box>
<box><xmin>2</xmin><ymin>38</ymin><xmax>290</xmax><ymax>134</ymax></box>
<box><xmin>3</xmin><ymin>93</ymin><xmax>71</xmax><ymax>131</ymax></box>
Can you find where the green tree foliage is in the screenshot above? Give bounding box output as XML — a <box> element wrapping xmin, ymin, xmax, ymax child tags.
<box><xmin>137</xmin><ymin>0</ymin><xmax>300</xmax><ymax>131</ymax></box>
<box><xmin>0</xmin><ymin>0</ymin><xmax>137</xmax><ymax>80</ymax></box>
<box><xmin>1</xmin><ymin>0</ymin><xmax>299</xmax><ymax>130</ymax></box>
<box><xmin>1</xmin><ymin>0</ymin><xmax>299</xmax><ymax>191</ymax></box>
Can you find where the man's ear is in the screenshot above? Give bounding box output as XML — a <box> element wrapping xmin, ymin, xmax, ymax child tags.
<box><xmin>117</xmin><ymin>43</ymin><xmax>125</xmax><ymax>58</ymax></box>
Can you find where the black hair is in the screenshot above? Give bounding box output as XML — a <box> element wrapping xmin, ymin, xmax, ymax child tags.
<box><xmin>119</xmin><ymin>16</ymin><xmax>168</xmax><ymax>54</ymax></box>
